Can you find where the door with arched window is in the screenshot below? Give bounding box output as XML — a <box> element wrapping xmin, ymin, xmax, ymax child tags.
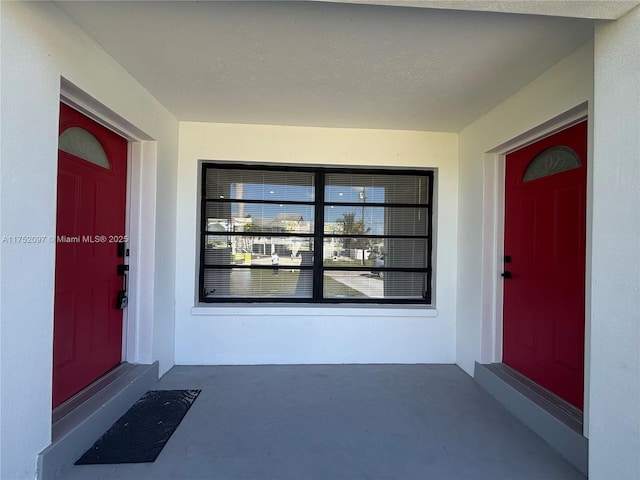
<box><xmin>53</xmin><ymin>103</ymin><xmax>128</xmax><ymax>408</ymax></box>
<box><xmin>503</xmin><ymin>120</ymin><xmax>587</xmax><ymax>410</ymax></box>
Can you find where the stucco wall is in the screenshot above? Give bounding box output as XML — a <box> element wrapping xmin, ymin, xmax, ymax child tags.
<box><xmin>0</xmin><ymin>3</ymin><xmax>179</xmax><ymax>479</ymax></box>
<box><xmin>590</xmin><ymin>7</ymin><xmax>640</xmax><ymax>479</ymax></box>
<box><xmin>456</xmin><ymin>41</ymin><xmax>594</xmax><ymax>378</ymax></box>
<box><xmin>457</xmin><ymin>20</ymin><xmax>640</xmax><ymax>473</ymax></box>
<box><xmin>176</xmin><ymin>123</ymin><xmax>458</xmax><ymax>365</ymax></box>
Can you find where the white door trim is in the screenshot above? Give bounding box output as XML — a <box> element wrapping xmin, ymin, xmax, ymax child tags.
<box><xmin>479</xmin><ymin>102</ymin><xmax>591</xmax><ymax>428</ymax></box>
<box><xmin>59</xmin><ymin>77</ymin><xmax>157</xmax><ymax>366</ymax></box>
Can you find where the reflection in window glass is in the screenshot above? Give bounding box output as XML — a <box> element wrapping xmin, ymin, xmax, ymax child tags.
<box><xmin>203</xmin><ymin>236</ymin><xmax>314</xmax><ymax>266</ymax></box>
<box><xmin>323</xmin><ymin>271</ymin><xmax>427</xmax><ymax>300</ymax></box>
<box><xmin>324</xmin><ymin>173</ymin><xmax>428</xmax><ymax>204</ymax></box>
<box><xmin>324</xmin><ymin>206</ymin><xmax>427</xmax><ymax>237</ymax></box>
<box><xmin>206</xmin><ymin>203</ymin><xmax>315</xmax><ymax>234</ymax></box>
<box><xmin>322</xmin><ymin>238</ymin><xmax>427</xmax><ymax>269</ymax></box>
<box><xmin>203</xmin><ymin>268</ymin><xmax>313</xmax><ymax>298</ymax></box>
<box><xmin>205</xmin><ymin>168</ymin><xmax>315</xmax><ymax>202</ymax></box>
<box><xmin>200</xmin><ymin>164</ymin><xmax>434</xmax><ymax>304</ymax></box>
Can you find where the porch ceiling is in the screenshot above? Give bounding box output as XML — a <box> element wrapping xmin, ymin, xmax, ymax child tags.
<box><xmin>54</xmin><ymin>1</ymin><xmax>622</xmax><ymax>132</ymax></box>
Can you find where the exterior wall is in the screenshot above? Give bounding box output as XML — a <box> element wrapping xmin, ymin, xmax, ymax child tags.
<box><xmin>590</xmin><ymin>7</ymin><xmax>640</xmax><ymax>479</ymax></box>
<box><xmin>0</xmin><ymin>3</ymin><xmax>179</xmax><ymax>479</ymax></box>
<box><xmin>457</xmin><ymin>40</ymin><xmax>596</xmax><ymax>440</ymax></box>
<box><xmin>458</xmin><ymin>12</ymin><xmax>640</xmax><ymax>473</ymax></box>
<box><xmin>2</xmin><ymin>2</ymin><xmax>638</xmax><ymax>479</ymax></box>
<box><xmin>456</xmin><ymin>41</ymin><xmax>594</xmax><ymax>378</ymax></box>
<box><xmin>176</xmin><ymin>123</ymin><xmax>458</xmax><ymax>365</ymax></box>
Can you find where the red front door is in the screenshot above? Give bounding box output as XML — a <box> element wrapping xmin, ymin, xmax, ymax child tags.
<box><xmin>53</xmin><ymin>103</ymin><xmax>128</xmax><ymax>408</ymax></box>
<box><xmin>503</xmin><ymin>120</ymin><xmax>587</xmax><ymax>409</ymax></box>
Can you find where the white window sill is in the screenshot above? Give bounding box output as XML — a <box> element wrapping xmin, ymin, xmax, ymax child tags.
<box><xmin>191</xmin><ymin>304</ymin><xmax>438</xmax><ymax>318</ymax></box>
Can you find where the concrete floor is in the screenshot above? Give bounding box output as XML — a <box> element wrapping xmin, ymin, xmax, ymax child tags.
<box><xmin>57</xmin><ymin>364</ymin><xmax>585</xmax><ymax>480</ymax></box>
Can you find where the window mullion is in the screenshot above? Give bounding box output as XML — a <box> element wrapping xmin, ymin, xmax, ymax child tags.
<box><xmin>199</xmin><ymin>164</ymin><xmax>208</xmax><ymax>302</ymax></box>
<box><xmin>314</xmin><ymin>171</ymin><xmax>325</xmax><ymax>301</ymax></box>
<box><xmin>426</xmin><ymin>171</ymin><xmax>434</xmax><ymax>303</ymax></box>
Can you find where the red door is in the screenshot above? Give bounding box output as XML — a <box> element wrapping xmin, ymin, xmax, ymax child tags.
<box><xmin>53</xmin><ymin>103</ymin><xmax>128</xmax><ymax>408</ymax></box>
<box><xmin>503</xmin><ymin>121</ymin><xmax>587</xmax><ymax>410</ymax></box>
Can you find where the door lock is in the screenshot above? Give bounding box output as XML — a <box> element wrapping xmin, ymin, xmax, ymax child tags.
<box><xmin>117</xmin><ymin>241</ymin><xmax>130</xmax><ymax>258</ymax></box>
<box><xmin>116</xmin><ymin>263</ymin><xmax>129</xmax><ymax>309</ymax></box>
<box><xmin>116</xmin><ymin>290</ymin><xmax>128</xmax><ymax>309</ymax></box>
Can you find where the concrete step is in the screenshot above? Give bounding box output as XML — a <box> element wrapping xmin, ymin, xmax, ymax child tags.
<box><xmin>38</xmin><ymin>362</ymin><xmax>158</xmax><ymax>480</ymax></box>
<box><xmin>474</xmin><ymin>362</ymin><xmax>588</xmax><ymax>476</ymax></box>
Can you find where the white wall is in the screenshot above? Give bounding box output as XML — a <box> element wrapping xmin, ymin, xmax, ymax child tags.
<box><xmin>456</xmin><ymin>41</ymin><xmax>594</xmax><ymax>378</ymax></box>
<box><xmin>0</xmin><ymin>3</ymin><xmax>179</xmax><ymax>479</ymax></box>
<box><xmin>590</xmin><ymin>7</ymin><xmax>640</xmax><ymax>479</ymax></box>
<box><xmin>176</xmin><ymin>123</ymin><xmax>458</xmax><ymax>365</ymax></box>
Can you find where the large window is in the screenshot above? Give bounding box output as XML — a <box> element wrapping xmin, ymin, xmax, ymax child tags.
<box><xmin>200</xmin><ymin>163</ymin><xmax>434</xmax><ymax>304</ymax></box>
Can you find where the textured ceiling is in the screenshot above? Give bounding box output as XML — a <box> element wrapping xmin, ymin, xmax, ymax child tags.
<box><xmin>56</xmin><ymin>1</ymin><xmax>598</xmax><ymax>132</ymax></box>
<box><xmin>320</xmin><ymin>0</ymin><xmax>640</xmax><ymax>20</ymax></box>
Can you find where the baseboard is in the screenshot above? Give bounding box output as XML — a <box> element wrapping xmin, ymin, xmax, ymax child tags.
<box><xmin>474</xmin><ymin>362</ymin><xmax>588</xmax><ymax>476</ymax></box>
<box><xmin>38</xmin><ymin>362</ymin><xmax>159</xmax><ymax>480</ymax></box>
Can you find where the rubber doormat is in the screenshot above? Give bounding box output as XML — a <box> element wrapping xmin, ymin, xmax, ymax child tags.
<box><xmin>76</xmin><ymin>389</ymin><xmax>201</xmax><ymax>464</ymax></box>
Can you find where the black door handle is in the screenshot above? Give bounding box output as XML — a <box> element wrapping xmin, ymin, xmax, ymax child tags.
<box><xmin>501</xmin><ymin>271</ymin><xmax>512</xmax><ymax>279</ymax></box>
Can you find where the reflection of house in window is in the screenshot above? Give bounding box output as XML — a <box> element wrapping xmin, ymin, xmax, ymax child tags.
<box><xmin>250</xmin><ymin>214</ymin><xmax>311</xmax><ymax>255</ymax></box>
<box><xmin>276</xmin><ymin>213</ymin><xmax>306</xmax><ymax>233</ymax></box>
<box><xmin>251</xmin><ymin>213</ymin><xmax>304</xmax><ymax>233</ymax></box>
<box><xmin>259</xmin><ymin>214</ymin><xmax>311</xmax><ymax>232</ymax></box>
<box><xmin>207</xmin><ymin>220</ymin><xmax>228</xmax><ymax>247</ymax></box>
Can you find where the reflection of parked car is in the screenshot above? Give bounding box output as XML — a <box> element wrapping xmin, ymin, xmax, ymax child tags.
<box><xmin>372</xmin><ymin>254</ymin><xmax>384</xmax><ymax>277</ymax></box>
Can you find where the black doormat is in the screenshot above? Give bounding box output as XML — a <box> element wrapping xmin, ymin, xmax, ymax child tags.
<box><xmin>76</xmin><ymin>389</ymin><xmax>200</xmax><ymax>465</ymax></box>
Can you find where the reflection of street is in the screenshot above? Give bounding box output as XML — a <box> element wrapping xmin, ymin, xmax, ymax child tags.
<box><xmin>250</xmin><ymin>255</ymin><xmax>312</xmax><ymax>297</ymax></box>
<box><xmin>324</xmin><ymin>271</ymin><xmax>383</xmax><ymax>298</ymax></box>
<box><xmin>247</xmin><ymin>256</ymin><xmax>383</xmax><ymax>297</ymax></box>
<box><xmin>250</xmin><ymin>256</ymin><xmax>302</xmax><ymax>267</ymax></box>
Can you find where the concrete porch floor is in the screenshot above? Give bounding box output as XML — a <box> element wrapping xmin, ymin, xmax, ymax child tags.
<box><xmin>57</xmin><ymin>364</ymin><xmax>585</xmax><ymax>480</ymax></box>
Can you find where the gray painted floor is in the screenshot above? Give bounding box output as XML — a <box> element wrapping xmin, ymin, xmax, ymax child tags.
<box><xmin>57</xmin><ymin>365</ymin><xmax>585</xmax><ymax>480</ymax></box>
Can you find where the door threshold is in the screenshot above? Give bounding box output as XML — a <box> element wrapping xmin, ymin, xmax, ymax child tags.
<box><xmin>52</xmin><ymin>363</ymin><xmax>137</xmax><ymax>428</ymax></box>
<box><xmin>483</xmin><ymin>362</ymin><xmax>583</xmax><ymax>433</ymax></box>
<box><xmin>39</xmin><ymin>362</ymin><xmax>158</xmax><ymax>480</ymax></box>
<box><xmin>474</xmin><ymin>362</ymin><xmax>587</xmax><ymax>476</ymax></box>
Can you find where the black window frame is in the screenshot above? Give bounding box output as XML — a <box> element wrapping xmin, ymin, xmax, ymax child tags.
<box><xmin>199</xmin><ymin>162</ymin><xmax>434</xmax><ymax>305</ymax></box>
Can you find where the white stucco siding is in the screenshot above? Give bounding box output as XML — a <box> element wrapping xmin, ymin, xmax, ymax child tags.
<box><xmin>456</xmin><ymin>41</ymin><xmax>594</xmax><ymax>378</ymax></box>
<box><xmin>176</xmin><ymin>123</ymin><xmax>458</xmax><ymax>365</ymax></box>
<box><xmin>0</xmin><ymin>3</ymin><xmax>179</xmax><ymax>479</ymax></box>
<box><xmin>590</xmin><ymin>7</ymin><xmax>640</xmax><ymax>479</ymax></box>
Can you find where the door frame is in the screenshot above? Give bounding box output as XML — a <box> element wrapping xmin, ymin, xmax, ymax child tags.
<box><xmin>478</xmin><ymin>102</ymin><xmax>592</xmax><ymax>432</ymax></box>
<box><xmin>59</xmin><ymin>78</ymin><xmax>157</xmax><ymax>371</ymax></box>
